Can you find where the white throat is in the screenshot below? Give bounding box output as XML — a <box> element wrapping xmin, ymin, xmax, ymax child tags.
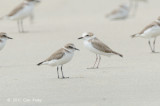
<box><xmin>86</xmin><ymin>36</ymin><xmax>96</xmax><ymax>41</ymax></box>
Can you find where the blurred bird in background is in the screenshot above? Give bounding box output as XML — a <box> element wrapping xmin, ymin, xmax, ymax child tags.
<box><xmin>0</xmin><ymin>0</ymin><xmax>40</xmax><ymax>33</ymax></box>
<box><xmin>106</xmin><ymin>4</ymin><xmax>130</xmax><ymax>20</ymax></box>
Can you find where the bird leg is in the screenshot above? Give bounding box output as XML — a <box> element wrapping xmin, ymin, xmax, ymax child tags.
<box><xmin>96</xmin><ymin>55</ymin><xmax>101</xmax><ymax>69</ymax></box>
<box><xmin>20</xmin><ymin>19</ymin><xmax>24</xmax><ymax>33</ymax></box>
<box><xmin>61</xmin><ymin>65</ymin><xmax>69</xmax><ymax>79</ymax></box>
<box><xmin>93</xmin><ymin>54</ymin><xmax>98</xmax><ymax>68</ymax></box>
<box><xmin>148</xmin><ymin>40</ymin><xmax>153</xmax><ymax>52</ymax></box>
<box><xmin>57</xmin><ymin>66</ymin><xmax>59</xmax><ymax>79</ymax></box>
<box><xmin>153</xmin><ymin>38</ymin><xmax>156</xmax><ymax>53</ymax></box>
<box><xmin>87</xmin><ymin>54</ymin><xmax>98</xmax><ymax>69</ymax></box>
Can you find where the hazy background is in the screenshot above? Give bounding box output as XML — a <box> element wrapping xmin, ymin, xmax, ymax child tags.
<box><xmin>0</xmin><ymin>0</ymin><xmax>160</xmax><ymax>106</ymax></box>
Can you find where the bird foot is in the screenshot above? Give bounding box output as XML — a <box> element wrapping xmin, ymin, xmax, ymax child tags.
<box><xmin>61</xmin><ymin>77</ymin><xmax>69</xmax><ymax>79</ymax></box>
<box><xmin>87</xmin><ymin>67</ymin><xmax>98</xmax><ymax>69</ymax></box>
<box><xmin>152</xmin><ymin>51</ymin><xmax>159</xmax><ymax>53</ymax></box>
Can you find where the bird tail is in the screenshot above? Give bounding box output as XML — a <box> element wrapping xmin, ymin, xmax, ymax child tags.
<box><xmin>113</xmin><ymin>51</ymin><xmax>123</xmax><ymax>57</ymax></box>
<box><xmin>131</xmin><ymin>34</ymin><xmax>139</xmax><ymax>38</ymax></box>
<box><xmin>37</xmin><ymin>61</ymin><xmax>44</xmax><ymax>66</ymax></box>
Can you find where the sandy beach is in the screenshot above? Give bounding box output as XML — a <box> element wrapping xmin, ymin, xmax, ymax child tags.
<box><xmin>0</xmin><ymin>0</ymin><xmax>160</xmax><ymax>106</ymax></box>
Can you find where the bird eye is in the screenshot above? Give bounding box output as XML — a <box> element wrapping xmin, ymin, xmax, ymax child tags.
<box><xmin>69</xmin><ymin>46</ymin><xmax>73</xmax><ymax>48</ymax></box>
<box><xmin>3</xmin><ymin>35</ymin><xmax>6</xmax><ymax>37</ymax></box>
<box><xmin>86</xmin><ymin>35</ymin><xmax>89</xmax><ymax>37</ymax></box>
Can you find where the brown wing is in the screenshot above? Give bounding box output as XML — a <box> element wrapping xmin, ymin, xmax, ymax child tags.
<box><xmin>91</xmin><ymin>38</ymin><xmax>123</xmax><ymax>57</ymax></box>
<box><xmin>44</xmin><ymin>48</ymin><xmax>65</xmax><ymax>62</ymax></box>
<box><xmin>8</xmin><ymin>3</ymin><xmax>25</xmax><ymax>16</ymax></box>
<box><xmin>110</xmin><ymin>9</ymin><xmax>120</xmax><ymax>15</ymax></box>
<box><xmin>107</xmin><ymin>9</ymin><xmax>120</xmax><ymax>17</ymax></box>
<box><xmin>91</xmin><ymin>38</ymin><xmax>113</xmax><ymax>53</ymax></box>
<box><xmin>139</xmin><ymin>21</ymin><xmax>158</xmax><ymax>34</ymax></box>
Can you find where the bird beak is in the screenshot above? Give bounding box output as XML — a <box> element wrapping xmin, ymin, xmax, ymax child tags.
<box><xmin>78</xmin><ymin>37</ymin><xmax>83</xmax><ymax>39</ymax></box>
<box><xmin>6</xmin><ymin>36</ymin><xmax>13</xmax><ymax>39</ymax></box>
<box><xmin>74</xmin><ymin>48</ymin><xmax>80</xmax><ymax>51</ymax></box>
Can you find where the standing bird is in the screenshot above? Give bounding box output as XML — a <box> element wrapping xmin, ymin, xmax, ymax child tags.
<box><xmin>0</xmin><ymin>0</ymin><xmax>40</xmax><ymax>33</ymax></box>
<box><xmin>78</xmin><ymin>32</ymin><xmax>123</xmax><ymax>69</ymax></box>
<box><xmin>0</xmin><ymin>32</ymin><xmax>12</xmax><ymax>51</ymax></box>
<box><xmin>131</xmin><ymin>16</ymin><xmax>160</xmax><ymax>53</ymax></box>
<box><xmin>37</xmin><ymin>43</ymin><xmax>79</xmax><ymax>79</ymax></box>
<box><xmin>106</xmin><ymin>4</ymin><xmax>130</xmax><ymax>20</ymax></box>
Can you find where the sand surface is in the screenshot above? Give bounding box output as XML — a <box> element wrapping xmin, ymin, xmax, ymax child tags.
<box><xmin>0</xmin><ymin>0</ymin><xmax>160</xmax><ymax>106</ymax></box>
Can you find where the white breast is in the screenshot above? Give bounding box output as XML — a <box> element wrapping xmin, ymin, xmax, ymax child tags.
<box><xmin>46</xmin><ymin>52</ymin><xmax>74</xmax><ymax>67</ymax></box>
<box><xmin>141</xmin><ymin>25</ymin><xmax>160</xmax><ymax>38</ymax></box>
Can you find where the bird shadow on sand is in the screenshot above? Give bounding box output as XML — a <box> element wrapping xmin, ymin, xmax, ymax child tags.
<box><xmin>51</xmin><ymin>76</ymin><xmax>85</xmax><ymax>80</ymax></box>
<box><xmin>86</xmin><ymin>66</ymin><xmax>127</xmax><ymax>71</ymax></box>
<box><xmin>11</xmin><ymin>31</ymin><xmax>30</xmax><ymax>35</ymax></box>
<box><xmin>0</xmin><ymin>64</ymin><xmax>33</xmax><ymax>68</ymax></box>
<box><xmin>150</xmin><ymin>52</ymin><xmax>160</xmax><ymax>54</ymax></box>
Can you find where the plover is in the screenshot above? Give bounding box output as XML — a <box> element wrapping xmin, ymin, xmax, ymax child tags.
<box><xmin>0</xmin><ymin>32</ymin><xmax>12</xmax><ymax>51</ymax></box>
<box><xmin>106</xmin><ymin>4</ymin><xmax>130</xmax><ymax>20</ymax></box>
<box><xmin>131</xmin><ymin>16</ymin><xmax>160</xmax><ymax>53</ymax></box>
<box><xmin>0</xmin><ymin>0</ymin><xmax>40</xmax><ymax>33</ymax></box>
<box><xmin>78</xmin><ymin>32</ymin><xmax>123</xmax><ymax>69</ymax></box>
<box><xmin>37</xmin><ymin>43</ymin><xmax>79</xmax><ymax>79</ymax></box>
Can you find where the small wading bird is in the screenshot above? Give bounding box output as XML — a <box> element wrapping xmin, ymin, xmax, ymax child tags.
<box><xmin>78</xmin><ymin>32</ymin><xmax>123</xmax><ymax>69</ymax></box>
<box><xmin>0</xmin><ymin>0</ymin><xmax>40</xmax><ymax>33</ymax></box>
<box><xmin>0</xmin><ymin>32</ymin><xmax>12</xmax><ymax>51</ymax></box>
<box><xmin>106</xmin><ymin>4</ymin><xmax>130</xmax><ymax>20</ymax></box>
<box><xmin>37</xmin><ymin>43</ymin><xmax>79</xmax><ymax>79</ymax></box>
<box><xmin>131</xmin><ymin>16</ymin><xmax>160</xmax><ymax>53</ymax></box>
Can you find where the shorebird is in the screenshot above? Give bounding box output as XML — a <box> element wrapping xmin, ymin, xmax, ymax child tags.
<box><xmin>0</xmin><ymin>0</ymin><xmax>40</xmax><ymax>33</ymax></box>
<box><xmin>0</xmin><ymin>32</ymin><xmax>12</xmax><ymax>51</ymax></box>
<box><xmin>37</xmin><ymin>43</ymin><xmax>79</xmax><ymax>79</ymax></box>
<box><xmin>78</xmin><ymin>32</ymin><xmax>123</xmax><ymax>69</ymax></box>
<box><xmin>131</xmin><ymin>16</ymin><xmax>160</xmax><ymax>53</ymax></box>
<box><xmin>106</xmin><ymin>4</ymin><xmax>130</xmax><ymax>20</ymax></box>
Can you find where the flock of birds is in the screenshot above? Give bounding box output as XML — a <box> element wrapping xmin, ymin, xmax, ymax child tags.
<box><xmin>0</xmin><ymin>0</ymin><xmax>160</xmax><ymax>79</ymax></box>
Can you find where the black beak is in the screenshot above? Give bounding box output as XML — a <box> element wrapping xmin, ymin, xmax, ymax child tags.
<box><xmin>6</xmin><ymin>36</ymin><xmax>13</xmax><ymax>39</ymax></box>
<box><xmin>78</xmin><ymin>37</ymin><xmax>83</xmax><ymax>39</ymax></box>
<box><xmin>74</xmin><ymin>48</ymin><xmax>80</xmax><ymax>51</ymax></box>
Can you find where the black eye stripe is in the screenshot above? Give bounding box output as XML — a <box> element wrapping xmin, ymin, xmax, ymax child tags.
<box><xmin>69</xmin><ymin>46</ymin><xmax>73</xmax><ymax>48</ymax></box>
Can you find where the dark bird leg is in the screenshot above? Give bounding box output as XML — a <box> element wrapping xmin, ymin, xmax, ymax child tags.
<box><xmin>148</xmin><ymin>40</ymin><xmax>153</xmax><ymax>52</ymax></box>
<box><xmin>96</xmin><ymin>55</ymin><xmax>101</xmax><ymax>69</ymax></box>
<box><xmin>61</xmin><ymin>65</ymin><xmax>69</xmax><ymax>79</ymax></box>
<box><xmin>57</xmin><ymin>66</ymin><xmax>59</xmax><ymax>79</ymax></box>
